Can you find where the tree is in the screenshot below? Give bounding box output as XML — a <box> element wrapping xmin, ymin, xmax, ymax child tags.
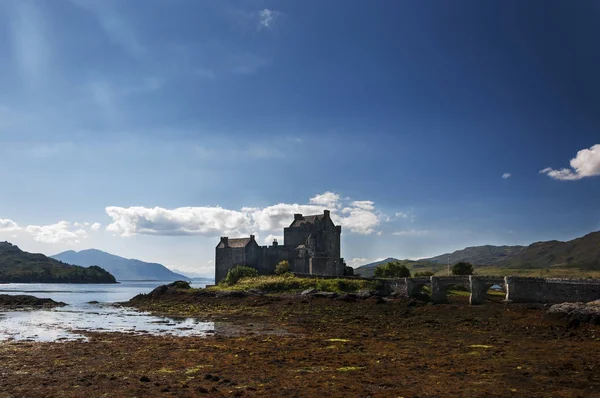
<box><xmin>451</xmin><ymin>262</ymin><xmax>474</xmax><ymax>275</ymax></box>
<box><xmin>222</xmin><ymin>265</ymin><xmax>259</xmax><ymax>285</ymax></box>
<box><xmin>344</xmin><ymin>266</ymin><xmax>355</xmax><ymax>276</ymax></box>
<box><xmin>374</xmin><ymin>261</ymin><xmax>411</xmax><ymax>278</ymax></box>
<box><xmin>274</xmin><ymin>260</ymin><xmax>291</xmax><ymax>275</ymax></box>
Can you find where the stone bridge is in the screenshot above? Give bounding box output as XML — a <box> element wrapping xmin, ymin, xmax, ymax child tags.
<box><xmin>378</xmin><ymin>276</ymin><xmax>600</xmax><ymax>305</ymax></box>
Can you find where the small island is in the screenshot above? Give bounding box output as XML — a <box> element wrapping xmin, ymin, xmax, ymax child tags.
<box><xmin>0</xmin><ymin>242</ymin><xmax>117</xmax><ymax>284</ymax></box>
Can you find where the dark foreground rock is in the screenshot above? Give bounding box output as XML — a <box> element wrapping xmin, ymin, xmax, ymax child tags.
<box><xmin>545</xmin><ymin>299</ymin><xmax>600</xmax><ymax>326</ymax></box>
<box><xmin>0</xmin><ymin>294</ymin><xmax>66</xmax><ymax>309</ymax></box>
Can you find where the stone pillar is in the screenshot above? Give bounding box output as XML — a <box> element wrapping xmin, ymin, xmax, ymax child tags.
<box><xmin>430</xmin><ymin>277</ymin><xmax>448</xmax><ymax>304</ymax></box>
<box><xmin>469</xmin><ymin>276</ymin><xmax>487</xmax><ymax>305</ymax></box>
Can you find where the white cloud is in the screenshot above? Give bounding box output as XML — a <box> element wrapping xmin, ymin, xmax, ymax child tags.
<box><xmin>258</xmin><ymin>9</ymin><xmax>281</xmax><ymax>29</ymax></box>
<box><xmin>90</xmin><ymin>222</ymin><xmax>102</xmax><ymax>231</ymax></box>
<box><xmin>502</xmin><ymin>173</ymin><xmax>511</xmax><ymax>179</ymax></box>
<box><xmin>0</xmin><ymin>219</ymin><xmax>21</xmax><ymax>232</ymax></box>
<box><xmin>9</xmin><ymin>2</ymin><xmax>50</xmax><ymax>87</ymax></box>
<box><xmin>106</xmin><ymin>192</ymin><xmax>384</xmax><ymax>237</ymax></box>
<box><xmin>309</xmin><ymin>191</ymin><xmax>341</xmax><ymax>208</ymax></box>
<box><xmin>263</xmin><ymin>234</ymin><xmax>282</xmax><ymax>245</ymax></box>
<box><xmin>392</xmin><ymin>229</ymin><xmax>430</xmax><ymax>236</ymax></box>
<box><xmin>347</xmin><ymin>258</ymin><xmax>372</xmax><ymax>268</ymax></box>
<box><xmin>25</xmin><ymin>221</ymin><xmax>87</xmax><ymax>244</ymax></box>
<box><xmin>540</xmin><ymin>144</ymin><xmax>600</xmax><ymax>181</ymax></box>
<box><xmin>395</xmin><ymin>212</ymin><xmax>409</xmax><ymax>218</ymax></box>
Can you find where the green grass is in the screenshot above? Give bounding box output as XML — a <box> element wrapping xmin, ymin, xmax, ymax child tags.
<box><xmin>207</xmin><ymin>274</ymin><xmax>377</xmax><ymax>294</ymax></box>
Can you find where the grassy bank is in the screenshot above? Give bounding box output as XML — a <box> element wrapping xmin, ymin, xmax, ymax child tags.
<box><xmin>207</xmin><ymin>274</ymin><xmax>378</xmax><ymax>294</ymax></box>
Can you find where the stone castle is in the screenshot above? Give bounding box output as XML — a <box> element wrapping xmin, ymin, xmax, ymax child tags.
<box><xmin>215</xmin><ymin>210</ymin><xmax>345</xmax><ymax>282</ymax></box>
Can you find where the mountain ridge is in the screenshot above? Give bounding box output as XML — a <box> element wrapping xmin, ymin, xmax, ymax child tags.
<box><xmin>52</xmin><ymin>249</ymin><xmax>190</xmax><ymax>282</ymax></box>
<box><xmin>0</xmin><ymin>242</ymin><xmax>117</xmax><ymax>283</ymax></box>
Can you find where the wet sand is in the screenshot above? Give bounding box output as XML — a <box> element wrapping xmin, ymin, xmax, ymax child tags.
<box><xmin>1</xmin><ymin>294</ymin><xmax>599</xmax><ymax>397</ymax></box>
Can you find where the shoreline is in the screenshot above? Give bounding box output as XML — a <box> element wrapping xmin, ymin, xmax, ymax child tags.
<box><xmin>1</xmin><ymin>286</ymin><xmax>599</xmax><ymax>397</ymax></box>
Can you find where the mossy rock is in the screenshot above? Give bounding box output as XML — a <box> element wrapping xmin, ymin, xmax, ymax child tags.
<box><xmin>167</xmin><ymin>280</ymin><xmax>192</xmax><ymax>290</ymax></box>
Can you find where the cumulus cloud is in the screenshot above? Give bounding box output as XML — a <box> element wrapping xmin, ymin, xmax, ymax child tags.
<box><xmin>106</xmin><ymin>192</ymin><xmax>384</xmax><ymax>238</ymax></box>
<box><xmin>263</xmin><ymin>234</ymin><xmax>283</xmax><ymax>245</ymax></box>
<box><xmin>90</xmin><ymin>222</ymin><xmax>102</xmax><ymax>231</ymax></box>
<box><xmin>502</xmin><ymin>173</ymin><xmax>511</xmax><ymax>179</ymax></box>
<box><xmin>25</xmin><ymin>221</ymin><xmax>87</xmax><ymax>244</ymax></box>
<box><xmin>309</xmin><ymin>191</ymin><xmax>341</xmax><ymax>208</ymax></box>
<box><xmin>0</xmin><ymin>219</ymin><xmax>21</xmax><ymax>232</ymax></box>
<box><xmin>540</xmin><ymin>144</ymin><xmax>600</xmax><ymax>181</ymax></box>
<box><xmin>392</xmin><ymin>229</ymin><xmax>430</xmax><ymax>236</ymax></box>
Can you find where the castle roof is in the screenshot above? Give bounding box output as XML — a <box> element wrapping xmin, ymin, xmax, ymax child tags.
<box><xmin>290</xmin><ymin>214</ymin><xmax>325</xmax><ymax>227</ymax></box>
<box><xmin>217</xmin><ymin>237</ymin><xmax>252</xmax><ymax>249</ymax></box>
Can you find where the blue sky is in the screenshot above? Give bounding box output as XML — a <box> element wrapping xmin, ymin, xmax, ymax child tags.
<box><xmin>1</xmin><ymin>0</ymin><xmax>599</xmax><ymax>276</ymax></box>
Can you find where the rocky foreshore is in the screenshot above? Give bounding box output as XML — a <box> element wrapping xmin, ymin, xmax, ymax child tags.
<box><xmin>0</xmin><ymin>294</ymin><xmax>66</xmax><ymax>310</ymax></box>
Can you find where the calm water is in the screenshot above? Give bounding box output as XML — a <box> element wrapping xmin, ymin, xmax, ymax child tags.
<box><xmin>0</xmin><ymin>280</ymin><xmax>215</xmax><ymax>342</ymax></box>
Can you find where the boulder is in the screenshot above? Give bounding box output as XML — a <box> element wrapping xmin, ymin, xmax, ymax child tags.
<box><xmin>312</xmin><ymin>291</ymin><xmax>339</xmax><ymax>299</ymax></box>
<box><xmin>356</xmin><ymin>289</ymin><xmax>375</xmax><ymax>299</ymax></box>
<box><xmin>545</xmin><ymin>300</ymin><xmax>600</xmax><ymax>327</ymax></box>
<box><xmin>301</xmin><ymin>288</ymin><xmax>318</xmax><ymax>296</ymax></box>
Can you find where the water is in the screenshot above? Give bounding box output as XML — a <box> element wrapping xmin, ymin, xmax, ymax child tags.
<box><xmin>0</xmin><ymin>280</ymin><xmax>215</xmax><ymax>342</ymax></box>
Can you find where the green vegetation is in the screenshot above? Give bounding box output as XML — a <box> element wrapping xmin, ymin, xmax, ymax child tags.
<box><xmin>210</xmin><ymin>274</ymin><xmax>376</xmax><ymax>293</ymax></box>
<box><xmin>374</xmin><ymin>261</ymin><xmax>411</xmax><ymax>278</ymax></box>
<box><xmin>0</xmin><ymin>242</ymin><xmax>116</xmax><ymax>283</ymax></box>
<box><xmin>452</xmin><ymin>262</ymin><xmax>474</xmax><ymax>275</ymax></box>
<box><xmin>414</xmin><ymin>271</ymin><xmax>435</xmax><ymax>277</ymax></box>
<box><xmin>274</xmin><ymin>260</ymin><xmax>291</xmax><ymax>275</ymax></box>
<box><xmin>221</xmin><ymin>265</ymin><xmax>259</xmax><ymax>285</ymax></box>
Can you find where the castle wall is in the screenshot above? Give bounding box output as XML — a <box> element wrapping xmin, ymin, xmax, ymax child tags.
<box><xmin>215</xmin><ymin>247</ymin><xmax>246</xmax><ymax>283</ymax></box>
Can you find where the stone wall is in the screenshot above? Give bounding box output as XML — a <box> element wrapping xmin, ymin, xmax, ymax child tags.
<box><xmin>505</xmin><ymin>277</ymin><xmax>600</xmax><ymax>303</ymax></box>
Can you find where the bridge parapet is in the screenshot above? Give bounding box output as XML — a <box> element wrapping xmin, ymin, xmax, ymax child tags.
<box><xmin>505</xmin><ymin>276</ymin><xmax>600</xmax><ymax>303</ymax></box>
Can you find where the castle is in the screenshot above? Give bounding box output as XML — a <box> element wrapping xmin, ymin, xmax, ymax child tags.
<box><xmin>215</xmin><ymin>210</ymin><xmax>345</xmax><ymax>282</ymax></box>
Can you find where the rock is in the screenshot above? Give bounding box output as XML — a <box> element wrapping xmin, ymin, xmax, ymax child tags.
<box><xmin>0</xmin><ymin>294</ymin><xmax>66</xmax><ymax>309</ymax></box>
<box><xmin>301</xmin><ymin>288</ymin><xmax>318</xmax><ymax>296</ymax></box>
<box><xmin>167</xmin><ymin>280</ymin><xmax>191</xmax><ymax>289</ymax></box>
<box><xmin>312</xmin><ymin>291</ymin><xmax>338</xmax><ymax>299</ymax></box>
<box><xmin>196</xmin><ymin>387</ymin><xmax>209</xmax><ymax>394</ymax></box>
<box><xmin>148</xmin><ymin>285</ymin><xmax>169</xmax><ymax>298</ymax></box>
<box><xmin>545</xmin><ymin>300</ymin><xmax>600</xmax><ymax>326</ymax></box>
<box><xmin>335</xmin><ymin>293</ymin><xmax>358</xmax><ymax>302</ymax></box>
<box><xmin>247</xmin><ymin>289</ymin><xmax>265</xmax><ymax>296</ymax></box>
<box><xmin>139</xmin><ymin>376</ymin><xmax>150</xmax><ymax>382</ymax></box>
<box><xmin>356</xmin><ymin>289</ymin><xmax>375</xmax><ymax>299</ymax></box>
<box><xmin>215</xmin><ymin>290</ymin><xmax>247</xmax><ymax>298</ymax></box>
<box><xmin>87</xmin><ymin>301</ymin><xmax>99</xmax><ymax>304</ymax></box>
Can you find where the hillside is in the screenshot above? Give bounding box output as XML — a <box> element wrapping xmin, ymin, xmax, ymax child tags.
<box><xmin>354</xmin><ymin>257</ymin><xmax>443</xmax><ymax>277</ymax></box>
<box><xmin>0</xmin><ymin>242</ymin><xmax>116</xmax><ymax>283</ymax></box>
<box><xmin>424</xmin><ymin>245</ymin><xmax>525</xmax><ymax>266</ymax></box>
<box><xmin>52</xmin><ymin>249</ymin><xmax>190</xmax><ymax>281</ymax></box>
<box><xmin>354</xmin><ymin>230</ymin><xmax>600</xmax><ymax>276</ymax></box>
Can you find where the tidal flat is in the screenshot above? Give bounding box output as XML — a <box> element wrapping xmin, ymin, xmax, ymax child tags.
<box><xmin>1</xmin><ymin>291</ymin><xmax>599</xmax><ymax>397</ymax></box>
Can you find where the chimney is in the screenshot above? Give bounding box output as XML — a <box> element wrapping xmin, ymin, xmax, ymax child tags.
<box><xmin>250</xmin><ymin>234</ymin><xmax>255</xmax><ymax>242</ymax></box>
<box><xmin>273</xmin><ymin>239</ymin><xmax>278</xmax><ymax>247</ymax></box>
<box><xmin>324</xmin><ymin>210</ymin><xmax>330</xmax><ymax>219</ymax></box>
<box><xmin>220</xmin><ymin>237</ymin><xmax>229</xmax><ymax>247</ymax></box>
<box><xmin>294</xmin><ymin>213</ymin><xmax>303</xmax><ymax>221</ymax></box>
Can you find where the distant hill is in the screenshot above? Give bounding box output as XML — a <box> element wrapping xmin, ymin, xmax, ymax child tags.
<box><xmin>354</xmin><ymin>257</ymin><xmax>442</xmax><ymax>277</ymax></box>
<box><xmin>424</xmin><ymin>245</ymin><xmax>525</xmax><ymax>266</ymax></box>
<box><xmin>52</xmin><ymin>249</ymin><xmax>190</xmax><ymax>281</ymax></box>
<box><xmin>0</xmin><ymin>242</ymin><xmax>116</xmax><ymax>283</ymax></box>
<box><xmin>354</xmin><ymin>230</ymin><xmax>600</xmax><ymax>276</ymax></box>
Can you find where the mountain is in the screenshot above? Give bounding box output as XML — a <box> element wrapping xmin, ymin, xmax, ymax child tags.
<box><xmin>424</xmin><ymin>245</ymin><xmax>525</xmax><ymax>266</ymax></box>
<box><xmin>0</xmin><ymin>242</ymin><xmax>116</xmax><ymax>283</ymax></box>
<box><xmin>354</xmin><ymin>230</ymin><xmax>600</xmax><ymax>275</ymax></box>
<box><xmin>354</xmin><ymin>257</ymin><xmax>442</xmax><ymax>277</ymax></box>
<box><xmin>52</xmin><ymin>249</ymin><xmax>190</xmax><ymax>281</ymax></box>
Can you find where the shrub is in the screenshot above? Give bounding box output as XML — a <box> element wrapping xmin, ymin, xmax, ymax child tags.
<box><xmin>222</xmin><ymin>265</ymin><xmax>259</xmax><ymax>285</ymax></box>
<box><xmin>414</xmin><ymin>271</ymin><xmax>435</xmax><ymax>277</ymax></box>
<box><xmin>374</xmin><ymin>261</ymin><xmax>411</xmax><ymax>278</ymax></box>
<box><xmin>452</xmin><ymin>262</ymin><xmax>474</xmax><ymax>275</ymax></box>
<box><xmin>274</xmin><ymin>260</ymin><xmax>291</xmax><ymax>275</ymax></box>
